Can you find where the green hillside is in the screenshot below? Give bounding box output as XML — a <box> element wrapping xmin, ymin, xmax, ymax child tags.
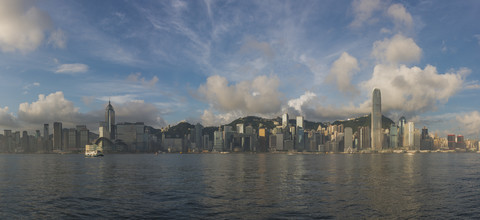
<box><xmin>332</xmin><ymin>114</ymin><xmax>394</xmax><ymax>133</ymax></box>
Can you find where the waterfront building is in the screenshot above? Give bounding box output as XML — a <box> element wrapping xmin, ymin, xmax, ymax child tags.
<box><xmin>43</xmin><ymin>124</ymin><xmax>49</xmax><ymax>140</ymax></box>
<box><xmin>236</xmin><ymin>123</ymin><xmax>244</xmax><ymax>134</ymax></box>
<box><xmin>296</xmin><ymin>116</ymin><xmax>304</xmax><ymax>129</ymax></box>
<box><xmin>77</xmin><ymin>125</ymin><xmax>89</xmax><ymax>151</ymax></box>
<box><xmin>414</xmin><ymin>129</ymin><xmax>421</xmax><ymax>150</ymax></box>
<box><xmin>344</xmin><ymin>127</ymin><xmax>353</xmax><ymax>152</ymax></box>
<box><xmin>398</xmin><ymin>117</ymin><xmax>406</xmax><ymax>148</ymax></box>
<box><xmin>62</xmin><ymin>128</ymin><xmax>69</xmax><ymax>150</ymax></box>
<box><xmin>282</xmin><ymin>113</ymin><xmax>289</xmax><ymax>128</ymax></box>
<box><xmin>105</xmin><ymin>101</ymin><xmax>116</xmax><ymax>140</ymax></box>
<box><xmin>389</xmin><ymin>124</ymin><xmax>398</xmax><ymax>149</ymax></box>
<box><xmin>213</xmin><ymin>130</ymin><xmax>223</xmax><ymax>152</ymax></box>
<box><xmin>371</xmin><ymin>88</ymin><xmax>382</xmax><ymax>151</ymax></box>
<box><xmin>404</xmin><ymin>122</ymin><xmax>415</xmax><ymax>149</ymax></box>
<box><xmin>195</xmin><ymin>123</ymin><xmax>204</xmax><ymax>150</ymax></box>
<box><xmin>53</xmin><ymin>122</ymin><xmax>62</xmax><ymax>151</ymax></box>
<box><xmin>359</xmin><ymin>126</ymin><xmax>370</xmax><ymax>150</ymax></box>
<box><xmin>447</xmin><ymin>134</ymin><xmax>456</xmax><ymax>150</ymax></box>
<box><xmin>116</xmin><ymin>122</ymin><xmax>146</xmax><ymax>152</ymax></box>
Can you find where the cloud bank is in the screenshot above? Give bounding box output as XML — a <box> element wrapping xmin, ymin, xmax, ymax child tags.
<box><xmin>0</xmin><ymin>0</ymin><xmax>53</xmax><ymax>53</ymax></box>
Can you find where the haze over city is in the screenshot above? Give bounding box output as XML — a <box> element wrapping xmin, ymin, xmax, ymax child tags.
<box><xmin>0</xmin><ymin>0</ymin><xmax>479</xmax><ymax>138</ymax></box>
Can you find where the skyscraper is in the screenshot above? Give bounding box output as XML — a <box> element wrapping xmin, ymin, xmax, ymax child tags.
<box><xmin>282</xmin><ymin>113</ymin><xmax>289</xmax><ymax>128</ymax></box>
<box><xmin>296</xmin><ymin>116</ymin><xmax>304</xmax><ymax>129</ymax></box>
<box><xmin>371</xmin><ymin>88</ymin><xmax>382</xmax><ymax>151</ymax></box>
<box><xmin>105</xmin><ymin>101</ymin><xmax>116</xmax><ymax>140</ymax></box>
<box><xmin>43</xmin><ymin>124</ymin><xmax>49</xmax><ymax>140</ymax></box>
<box><xmin>53</xmin><ymin>122</ymin><xmax>62</xmax><ymax>151</ymax></box>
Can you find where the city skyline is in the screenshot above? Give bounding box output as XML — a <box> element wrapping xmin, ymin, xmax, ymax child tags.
<box><xmin>0</xmin><ymin>0</ymin><xmax>480</xmax><ymax>138</ymax></box>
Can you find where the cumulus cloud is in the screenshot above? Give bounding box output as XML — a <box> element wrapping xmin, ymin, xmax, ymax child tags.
<box><xmin>126</xmin><ymin>72</ymin><xmax>159</xmax><ymax>87</ymax></box>
<box><xmin>47</xmin><ymin>28</ymin><xmax>67</xmax><ymax>49</ymax></box>
<box><xmin>55</xmin><ymin>63</ymin><xmax>89</xmax><ymax>74</ymax></box>
<box><xmin>361</xmin><ymin>64</ymin><xmax>466</xmax><ymax>114</ymax></box>
<box><xmin>287</xmin><ymin>91</ymin><xmax>317</xmax><ymax>114</ymax></box>
<box><xmin>350</xmin><ymin>0</ymin><xmax>382</xmax><ymax>28</ymax></box>
<box><xmin>0</xmin><ymin>0</ymin><xmax>53</xmax><ymax>53</ymax></box>
<box><xmin>201</xmin><ymin>109</ymin><xmax>243</xmax><ymax>126</ymax></box>
<box><xmin>456</xmin><ymin>111</ymin><xmax>480</xmax><ymax>136</ymax></box>
<box><xmin>114</xmin><ymin>100</ymin><xmax>166</xmax><ymax>127</ymax></box>
<box><xmin>0</xmin><ymin>106</ymin><xmax>18</xmax><ymax>128</ymax></box>
<box><xmin>387</xmin><ymin>4</ymin><xmax>413</xmax><ymax>29</ymax></box>
<box><xmin>327</xmin><ymin>52</ymin><xmax>359</xmax><ymax>95</ymax></box>
<box><xmin>18</xmin><ymin>91</ymin><xmax>81</xmax><ymax>125</ymax></box>
<box><xmin>285</xmin><ymin>91</ymin><xmax>370</xmax><ymax>122</ymax></box>
<box><xmin>372</xmin><ymin>34</ymin><xmax>421</xmax><ymax>64</ymax></box>
<box><xmin>198</xmin><ymin>75</ymin><xmax>282</xmax><ymax>115</ymax></box>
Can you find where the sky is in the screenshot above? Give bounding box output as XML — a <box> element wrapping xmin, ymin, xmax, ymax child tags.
<box><xmin>0</xmin><ymin>0</ymin><xmax>479</xmax><ymax>138</ymax></box>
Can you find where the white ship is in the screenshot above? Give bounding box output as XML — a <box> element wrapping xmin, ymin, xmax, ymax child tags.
<box><xmin>85</xmin><ymin>144</ymin><xmax>104</xmax><ymax>157</ymax></box>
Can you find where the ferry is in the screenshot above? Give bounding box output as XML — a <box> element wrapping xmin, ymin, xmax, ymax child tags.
<box><xmin>85</xmin><ymin>150</ymin><xmax>104</xmax><ymax>157</ymax></box>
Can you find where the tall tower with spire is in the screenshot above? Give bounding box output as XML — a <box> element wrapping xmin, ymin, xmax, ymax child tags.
<box><xmin>105</xmin><ymin>100</ymin><xmax>116</xmax><ymax>140</ymax></box>
<box><xmin>371</xmin><ymin>88</ymin><xmax>382</xmax><ymax>151</ymax></box>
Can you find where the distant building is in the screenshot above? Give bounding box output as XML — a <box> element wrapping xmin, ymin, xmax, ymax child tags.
<box><xmin>105</xmin><ymin>101</ymin><xmax>116</xmax><ymax>140</ymax></box>
<box><xmin>344</xmin><ymin>127</ymin><xmax>353</xmax><ymax>152</ymax></box>
<box><xmin>371</xmin><ymin>88</ymin><xmax>382</xmax><ymax>151</ymax></box>
<box><xmin>389</xmin><ymin>124</ymin><xmax>398</xmax><ymax>149</ymax></box>
<box><xmin>296</xmin><ymin>116</ymin><xmax>304</xmax><ymax>129</ymax></box>
<box><xmin>116</xmin><ymin>122</ymin><xmax>146</xmax><ymax>152</ymax></box>
<box><xmin>236</xmin><ymin>124</ymin><xmax>244</xmax><ymax>134</ymax></box>
<box><xmin>282</xmin><ymin>113</ymin><xmax>289</xmax><ymax>128</ymax></box>
<box><xmin>53</xmin><ymin>122</ymin><xmax>62</xmax><ymax>151</ymax></box>
<box><xmin>195</xmin><ymin>123</ymin><xmax>204</xmax><ymax>150</ymax></box>
<box><xmin>447</xmin><ymin>135</ymin><xmax>456</xmax><ymax>150</ymax></box>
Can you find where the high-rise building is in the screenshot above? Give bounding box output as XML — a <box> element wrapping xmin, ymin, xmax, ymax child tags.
<box><xmin>105</xmin><ymin>101</ymin><xmax>116</xmax><ymax>140</ymax></box>
<box><xmin>371</xmin><ymin>88</ymin><xmax>382</xmax><ymax>151</ymax></box>
<box><xmin>389</xmin><ymin>124</ymin><xmax>398</xmax><ymax>149</ymax></box>
<box><xmin>43</xmin><ymin>124</ymin><xmax>49</xmax><ymax>140</ymax></box>
<box><xmin>282</xmin><ymin>113</ymin><xmax>289</xmax><ymax>128</ymax></box>
<box><xmin>296</xmin><ymin>116</ymin><xmax>304</xmax><ymax>129</ymax></box>
<box><xmin>53</xmin><ymin>122</ymin><xmax>62</xmax><ymax>151</ymax></box>
<box><xmin>359</xmin><ymin>126</ymin><xmax>370</xmax><ymax>150</ymax></box>
<box><xmin>404</xmin><ymin>122</ymin><xmax>415</xmax><ymax>149</ymax></box>
<box><xmin>344</xmin><ymin>127</ymin><xmax>353</xmax><ymax>152</ymax></box>
<box><xmin>236</xmin><ymin>124</ymin><xmax>244</xmax><ymax>134</ymax></box>
<box><xmin>195</xmin><ymin>123</ymin><xmax>204</xmax><ymax>150</ymax></box>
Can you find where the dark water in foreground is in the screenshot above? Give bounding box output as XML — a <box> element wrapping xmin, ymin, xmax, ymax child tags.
<box><xmin>1</xmin><ymin>153</ymin><xmax>480</xmax><ymax>219</ymax></box>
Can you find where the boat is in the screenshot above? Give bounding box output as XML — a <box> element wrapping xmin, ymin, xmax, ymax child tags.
<box><xmin>85</xmin><ymin>150</ymin><xmax>104</xmax><ymax>157</ymax></box>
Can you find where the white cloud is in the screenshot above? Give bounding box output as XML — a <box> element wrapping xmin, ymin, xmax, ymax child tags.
<box><xmin>0</xmin><ymin>106</ymin><xmax>18</xmax><ymax>128</ymax></box>
<box><xmin>287</xmin><ymin>91</ymin><xmax>317</xmax><ymax>113</ymax></box>
<box><xmin>126</xmin><ymin>72</ymin><xmax>159</xmax><ymax>87</ymax></box>
<box><xmin>387</xmin><ymin>4</ymin><xmax>413</xmax><ymax>29</ymax></box>
<box><xmin>47</xmin><ymin>28</ymin><xmax>67</xmax><ymax>49</ymax></box>
<box><xmin>372</xmin><ymin>34</ymin><xmax>422</xmax><ymax>64</ymax></box>
<box><xmin>198</xmin><ymin>75</ymin><xmax>282</xmax><ymax>116</ymax></box>
<box><xmin>55</xmin><ymin>63</ymin><xmax>89</xmax><ymax>74</ymax></box>
<box><xmin>350</xmin><ymin>0</ymin><xmax>382</xmax><ymax>28</ymax></box>
<box><xmin>327</xmin><ymin>52</ymin><xmax>359</xmax><ymax>95</ymax></box>
<box><xmin>18</xmin><ymin>91</ymin><xmax>82</xmax><ymax>125</ymax></box>
<box><xmin>286</xmin><ymin>91</ymin><xmax>370</xmax><ymax>122</ymax></box>
<box><xmin>456</xmin><ymin>111</ymin><xmax>480</xmax><ymax>136</ymax></box>
<box><xmin>0</xmin><ymin>0</ymin><xmax>53</xmax><ymax>53</ymax></box>
<box><xmin>114</xmin><ymin>100</ymin><xmax>166</xmax><ymax>127</ymax></box>
<box><xmin>361</xmin><ymin>64</ymin><xmax>466</xmax><ymax>114</ymax></box>
<box><xmin>201</xmin><ymin>109</ymin><xmax>242</xmax><ymax>126</ymax></box>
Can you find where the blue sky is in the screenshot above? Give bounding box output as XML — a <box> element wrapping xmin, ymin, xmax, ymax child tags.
<box><xmin>0</xmin><ymin>0</ymin><xmax>479</xmax><ymax>138</ymax></box>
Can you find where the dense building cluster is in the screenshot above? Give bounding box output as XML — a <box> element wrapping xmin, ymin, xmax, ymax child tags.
<box><xmin>1</xmin><ymin>89</ymin><xmax>479</xmax><ymax>154</ymax></box>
